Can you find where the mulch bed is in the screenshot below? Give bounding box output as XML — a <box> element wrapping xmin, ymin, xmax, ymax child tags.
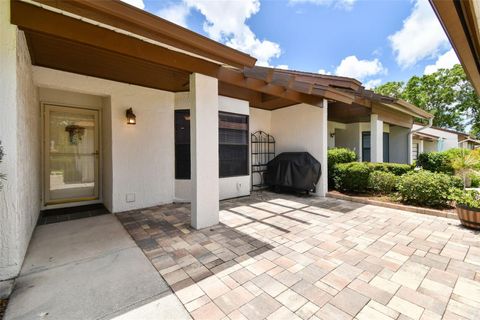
<box><xmin>0</xmin><ymin>299</ymin><xmax>8</xmax><ymax>320</ymax></box>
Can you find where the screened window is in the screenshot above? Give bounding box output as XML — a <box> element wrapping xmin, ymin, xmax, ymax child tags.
<box><xmin>174</xmin><ymin>110</ymin><xmax>190</xmax><ymax>179</ymax></box>
<box><xmin>219</xmin><ymin>112</ymin><xmax>249</xmax><ymax>177</ymax></box>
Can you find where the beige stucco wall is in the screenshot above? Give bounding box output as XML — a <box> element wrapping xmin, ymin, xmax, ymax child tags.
<box><xmin>0</xmin><ymin>0</ymin><xmax>40</xmax><ymax>281</ymax></box>
<box><xmin>270</xmin><ymin>103</ymin><xmax>328</xmax><ymax>195</ymax></box>
<box><xmin>389</xmin><ymin>126</ymin><xmax>410</xmax><ymax>164</ymax></box>
<box><xmin>335</xmin><ymin>123</ymin><xmax>362</xmax><ymax>159</ymax></box>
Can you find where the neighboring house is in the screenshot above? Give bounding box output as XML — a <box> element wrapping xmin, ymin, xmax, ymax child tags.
<box><xmin>430</xmin><ymin>0</ymin><xmax>480</xmax><ymax>94</ymax></box>
<box><xmin>0</xmin><ymin>0</ymin><xmax>432</xmax><ymax>283</ymax></box>
<box><xmin>411</xmin><ymin>125</ymin><xmax>480</xmax><ymax>160</ymax></box>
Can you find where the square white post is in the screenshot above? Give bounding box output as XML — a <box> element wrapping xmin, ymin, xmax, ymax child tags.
<box><xmin>315</xmin><ymin>99</ymin><xmax>328</xmax><ymax>196</ymax></box>
<box><xmin>370</xmin><ymin>114</ymin><xmax>383</xmax><ymax>163</ymax></box>
<box><xmin>190</xmin><ymin>73</ymin><xmax>219</xmax><ymax>229</ymax></box>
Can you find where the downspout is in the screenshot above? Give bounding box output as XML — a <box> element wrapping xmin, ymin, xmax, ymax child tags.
<box><xmin>408</xmin><ymin>117</ymin><xmax>433</xmax><ymax>165</ymax></box>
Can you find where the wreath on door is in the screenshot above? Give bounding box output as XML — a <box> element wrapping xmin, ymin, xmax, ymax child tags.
<box><xmin>65</xmin><ymin>125</ymin><xmax>85</xmax><ymax>145</ymax></box>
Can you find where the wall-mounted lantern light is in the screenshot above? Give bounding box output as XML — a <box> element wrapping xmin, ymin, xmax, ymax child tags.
<box><xmin>126</xmin><ymin>108</ymin><xmax>136</xmax><ymax>125</ymax></box>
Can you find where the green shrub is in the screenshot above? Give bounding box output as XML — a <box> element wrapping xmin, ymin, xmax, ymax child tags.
<box><xmin>417</xmin><ymin>148</ymin><xmax>473</xmax><ymax>174</ymax></box>
<box><xmin>334</xmin><ymin>162</ymin><xmax>371</xmax><ymax>192</ymax></box>
<box><xmin>328</xmin><ymin>148</ymin><xmax>357</xmax><ymax>187</ymax></box>
<box><xmin>451</xmin><ymin>189</ymin><xmax>480</xmax><ymax>208</ymax></box>
<box><xmin>368</xmin><ymin>171</ymin><xmax>398</xmax><ymax>194</ymax></box>
<box><xmin>470</xmin><ymin>172</ymin><xmax>480</xmax><ymax>188</ymax></box>
<box><xmin>333</xmin><ymin>161</ymin><xmax>413</xmax><ymax>193</ymax></box>
<box><xmin>417</xmin><ymin>152</ymin><xmax>453</xmax><ymax>173</ymax></box>
<box><xmin>367</xmin><ymin>162</ymin><xmax>413</xmax><ymax>176</ymax></box>
<box><xmin>397</xmin><ymin>170</ymin><xmax>459</xmax><ymax>207</ymax></box>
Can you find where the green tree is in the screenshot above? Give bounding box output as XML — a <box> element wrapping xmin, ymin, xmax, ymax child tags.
<box><xmin>373</xmin><ymin>64</ymin><xmax>480</xmax><ymax>134</ymax></box>
<box><xmin>374</xmin><ymin>81</ymin><xmax>404</xmax><ymax>99</ymax></box>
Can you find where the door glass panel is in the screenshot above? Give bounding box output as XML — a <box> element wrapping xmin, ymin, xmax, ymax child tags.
<box><xmin>47</xmin><ymin>108</ymin><xmax>98</xmax><ymax>203</ymax></box>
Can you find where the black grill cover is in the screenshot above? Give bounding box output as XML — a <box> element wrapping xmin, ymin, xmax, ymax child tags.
<box><xmin>265</xmin><ymin>152</ymin><xmax>321</xmax><ymax>192</ymax></box>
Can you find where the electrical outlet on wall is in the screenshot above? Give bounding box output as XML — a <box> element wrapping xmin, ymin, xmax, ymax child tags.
<box><xmin>126</xmin><ymin>193</ymin><xmax>136</xmax><ymax>203</ymax></box>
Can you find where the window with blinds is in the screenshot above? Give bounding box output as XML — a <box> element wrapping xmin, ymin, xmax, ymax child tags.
<box><xmin>174</xmin><ymin>110</ymin><xmax>249</xmax><ymax>179</ymax></box>
<box><xmin>219</xmin><ymin>112</ymin><xmax>249</xmax><ymax>177</ymax></box>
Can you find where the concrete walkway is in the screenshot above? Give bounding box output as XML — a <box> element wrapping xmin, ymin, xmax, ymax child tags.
<box><xmin>5</xmin><ymin>214</ymin><xmax>190</xmax><ymax>320</ymax></box>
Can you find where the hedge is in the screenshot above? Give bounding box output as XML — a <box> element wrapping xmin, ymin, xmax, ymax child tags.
<box><xmin>368</xmin><ymin>171</ymin><xmax>398</xmax><ymax>194</ymax></box>
<box><xmin>367</xmin><ymin>162</ymin><xmax>413</xmax><ymax>176</ymax></box>
<box><xmin>333</xmin><ymin>161</ymin><xmax>413</xmax><ymax>192</ymax></box>
<box><xmin>334</xmin><ymin>162</ymin><xmax>371</xmax><ymax>192</ymax></box>
<box><xmin>397</xmin><ymin>170</ymin><xmax>462</xmax><ymax>207</ymax></box>
<box><xmin>327</xmin><ymin>148</ymin><xmax>357</xmax><ymax>187</ymax></box>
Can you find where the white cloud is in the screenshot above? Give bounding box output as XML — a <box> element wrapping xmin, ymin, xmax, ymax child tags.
<box><xmin>157</xmin><ymin>3</ymin><xmax>190</xmax><ymax>27</ymax></box>
<box><xmin>424</xmin><ymin>49</ymin><xmax>459</xmax><ymax>74</ymax></box>
<box><xmin>289</xmin><ymin>0</ymin><xmax>356</xmax><ymax>11</ymax></box>
<box><xmin>334</xmin><ymin>55</ymin><xmax>386</xmax><ymax>80</ymax></box>
<box><xmin>158</xmin><ymin>0</ymin><xmax>281</xmax><ymax>66</ymax></box>
<box><xmin>318</xmin><ymin>69</ymin><xmax>332</xmax><ymax>75</ymax></box>
<box><xmin>364</xmin><ymin>78</ymin><xmax>382</xmax><ymax>89</ymax></box>
<box><xmin>120</xmin><ymin>0</ymin><xmax>145</xmax><ymax>9</ymax></box>
<box><xmin>276</xmin><ymin>64</ymin><xmax>289</xmax><ymax>70</ymax></box>
<box><xmin>388</xmin><ymin>0</ymin><xmax>449</xmax><ymax>68</ymax></box>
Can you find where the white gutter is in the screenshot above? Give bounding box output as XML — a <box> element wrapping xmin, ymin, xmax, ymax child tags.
<box><xmin>408</xmin><ymin>117</ymin><xmax>433</xmax><ymax>164</ymax></box>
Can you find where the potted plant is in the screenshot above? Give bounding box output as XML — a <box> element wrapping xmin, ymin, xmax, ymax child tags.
<box><xmin>452</xmin><ymin>190</ymin><xmax>480</xmax><ymax>230</ymax></box>
<box><xmin>451</xmin><ymin>149</ymin><xmax>480</xmax><ymax>188</ymax></box>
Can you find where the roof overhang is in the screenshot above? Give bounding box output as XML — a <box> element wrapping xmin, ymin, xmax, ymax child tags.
<box><xmin>10</xmin><ymin>0</ymin><xmax>435</xmax><ymax>116</ymax></box>
<box><xmin>28</xmin><ymin>0</ymin><xmax>257</xmax><ymax>68</ymax></box>
<box><xmin>430</xmin><ymin>0</ymin><xmax>480</xmax><ymax>94</ymax></box>
<box><xmin>412</xmin><ymin>132</ymin><xmax>440</xmax><ymax>142</ymax></box>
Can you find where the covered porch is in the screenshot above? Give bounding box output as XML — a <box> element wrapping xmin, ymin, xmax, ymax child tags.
<box><xmin>327</xmin><ymin>97</ymin><xmax>432</xmax><ymax>164</ymax></box>
<box><xmin>1</xmin><ymin>0</ymin><xmax>351</xmax><ymax>284</ymax></box>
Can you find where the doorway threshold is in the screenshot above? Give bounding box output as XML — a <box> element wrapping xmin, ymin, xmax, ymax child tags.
<box><xmin>38</xmin><ymin>204</ymin><xmax>109</xmax><ymax>225</ymax></box>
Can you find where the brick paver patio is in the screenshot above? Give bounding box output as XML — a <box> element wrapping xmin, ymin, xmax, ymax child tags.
<box><xmin>116</xmin><ymin>191</ymin><xmax>480</xmax><ymax>320</ymax></box>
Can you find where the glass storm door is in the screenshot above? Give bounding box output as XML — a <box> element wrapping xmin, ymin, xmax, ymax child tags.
<box><xmin>44</xmin><ymin>105</ymin><xmax>99</xmax><ymax>205</ymax></box>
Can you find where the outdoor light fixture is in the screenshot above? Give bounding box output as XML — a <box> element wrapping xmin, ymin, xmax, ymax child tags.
<box><xmin>126</xmin><ymin>108</ymin><xmax>136</xmax><ymax>125</ymax></box>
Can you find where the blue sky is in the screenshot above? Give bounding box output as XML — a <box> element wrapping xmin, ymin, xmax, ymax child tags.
<box><xmin>123</xmin><ymin>0</ymin><xmax>459</xmax><ymax>89</ymax></box>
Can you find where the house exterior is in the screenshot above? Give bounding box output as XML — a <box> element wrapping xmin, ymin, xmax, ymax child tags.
<box><xmin>411</xmin><ymin>125</ymin><xmax>480</xmax><ymax>160</ymax></box>
<box><xmin>0</xmin><ymin>0</ymin><xmax>432</xmax><ymax>285</ymax></box>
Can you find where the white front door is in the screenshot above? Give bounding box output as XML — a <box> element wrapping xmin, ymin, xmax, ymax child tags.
<box><xmin>43</xmin><ymin>104</ymin><xmax>100</xmax><ymax>206</ymax></box>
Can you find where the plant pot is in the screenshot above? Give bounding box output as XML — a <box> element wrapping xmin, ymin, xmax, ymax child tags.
<box><xmin>456</xmin><ymin>204</ymin><xmax>480</xmax><ymax>230</ymax></box>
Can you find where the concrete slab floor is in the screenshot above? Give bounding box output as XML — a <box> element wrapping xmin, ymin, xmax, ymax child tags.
<box><xmin>4</xmin><ymin>214</ymin><xmax>190</xmax><ymax>320</ymax></box>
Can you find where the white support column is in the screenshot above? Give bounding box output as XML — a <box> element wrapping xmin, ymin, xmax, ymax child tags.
<box><xmin>370</xmin><ymin>114</ymin><xmax>383</xmax><ymax>163</ymax></box>
<box><xmin>316</xmin><ymin>99</ymin><xmax>328</xmax><ymax>197</ymax></box>
<box><xmin>190</xmin><ymin>73</ymin><xmax>219</xmax><ymax>229</ymax></box>
<box><xmin>419</xmin><ymin>140</ymin><xmax>424</xmax><ymax>154</ymax></box>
